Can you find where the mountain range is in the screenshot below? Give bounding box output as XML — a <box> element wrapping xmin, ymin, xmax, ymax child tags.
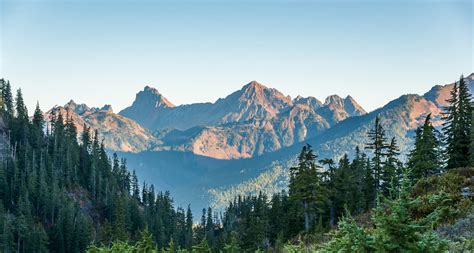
<box><xmin>45</xmin><ymin>74</ymin><xmax>474</xmax><ymax>212</ymax></box>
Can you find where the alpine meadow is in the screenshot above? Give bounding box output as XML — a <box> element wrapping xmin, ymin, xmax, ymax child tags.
<box><xmin>1</xmin><ymin>0</ymin><xmax>473</xmax><ymax>252</ymax></box>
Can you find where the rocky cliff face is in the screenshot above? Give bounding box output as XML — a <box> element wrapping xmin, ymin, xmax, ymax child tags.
<box><xmin>49</xmin><ymin>75</ymin><xmax>472</xmax><ymax>160</ymax></box>
<box><xmin>205</xmin><ymin>74</ymin><xmax>474</xmax><ymax>209</ymax></box>
<box><xmin>120</xmin><ymin>81</ymin><xmax>365</xmax><ymax>130</ymax></box>
<box><xmin>116</xmin><ymin>81</ymin><xmax>366</xmax><ymax>158</ymax></box>
<box><xmin>151</xmin><ymin>106</ymin><xmax>330</xmax><ymax>159</ymax></box>
<box><xmin>42</xmin><ymin>74</ymin><xmax>474</xmax><ymax>210</ymax></box>
<box><xmin>45</xmin><ymin>100</ymin><xmax>160</xmax><ymax>152</ymax></box>
<box><xmin>306</xmin><ymin>74</ymin><xmax>474</xmax><ymax>160</ymax></box>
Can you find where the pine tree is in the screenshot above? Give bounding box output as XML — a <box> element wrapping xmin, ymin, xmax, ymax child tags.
<box><xmin>443</xmin><ymin>76</ymin><xmax>473</xmax><ymax>168</ymax></box>
<box><xmin>112</xmin><ymin>194</ymin><xmax>129</xmax><ymax>241</ymax></box>
<box><xmin>0</xmin><ymin>79</ymin><xmax>4</xmax><ymax>110</ymax></box>
<box><xmin>31</xmin><ymin>102</ymin><xmax>45</xmax><ymax>149</ymax></box>
<box><xmin>192</xmin><ymin>238</ymin><xmax>211</xmax><ymax>253</ymax></box>
<box><xmin>350</xmin><ymin>147</ymin><xmax>367</xmax><ymax>213</ymax></box>
<box><xmin>320</xmin><ymin>158</ymin><xmax>336</xmax><ymax>227</ymax></box>
<box><xmin>0</xmin><ymin>82</ymin><xmax>196</xmax><ymax>251</ymax></box>
<box><xmin>289</xmin><ymin>144</ymin><xmax>326</xmax><ymax>232</ymax></box>
<box><xmin>382</xmin><ymin>137</ymin><xmax>401</xmax><ymax>195</ymax></box>
<box><xmin>365</xmin><ymin>116</ymin><xmax>388</xmax><ymax>207</ymax></box>
<box><xmin>333</xmin><ymin>154</ymin><xmax>353</xmax><ymax>221</ymax></box>
<box><xmin>471</xmin><ymin>102</ymin><xmax>474</xmax><ymax>166</ymax></box>
<box><xmin>185</xmin><ymin>205</ymin><xmax>194</xmax><ymax>251</ymax></box>
<box><xmin>223</xmin><ymin>232</ymin><xmax>240</xmax><ymax>253</ymax></box>
<box><xmin>456</xmin><ymin>76</ymin><xmax>472</xmax><ymax>166</ymax></box>
<box><xmin>14</xmin><ymin>89</ymin><xmax>29</xmax><ymax>144</ymax></box>
<box><xmin>2</xmin><ymin>80</ymin><xmax>14</xmax><ymax>120</ymax></box>
<box><xmin>408</xmin><ymin>114</ymin><xmax>442</xmax><ymax>180</ymax></box>
<box><xmin>135</xmin><ymin>229</ymin><xmax>157</xmax><ymax>252</ymax></box>
<box><xmin>32</xmin><ymin>102</ymin><xmax>44</xmax><ymax>129</ymax></box>
<box><xmin>371</xmin><ymin>170</ymin><xmax>449</xmax><ymax>252</ymax></box>
<box><xmin>131</xmin><ymin>170</ymin><xmax>140</xmax><ymax>201</ymax></box>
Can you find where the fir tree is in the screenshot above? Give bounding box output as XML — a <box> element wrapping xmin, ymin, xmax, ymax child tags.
<box><xmin>408</xmin><ymin>114</ymin><xmax>442</xmax><ymax>180</ymax></box>
<box><xmin>2</xmin><ymin>80</ymin><xmax>14</xmax><ymax>120</ymax></box>
<box><xmin>382</xmin><ymin>137</ymin><xmax>402</xmax><ymax>195</ymax></box>
<box><xmin>185</xmin><ymin>205</ymin><xmax>194</xmax><ymax>250</ymax></box>
<box><xmin>456</xmin><ymin>75</ymin><xmax>473</xmax><ymax>166</ymax></box>
<box><xmin>0</xmin><ymin>79</ymin><xmax>4</xmax><ymax>110</ymax></box>
<box><xmin>443</xmin><ymin>76</ymin><xmax>473</xmax><ymax>168</ymax></box>
<box><xmin>289</xmin><ymin>144</ymin><xmax>326</xmax><ymax>232</ymax></box>
<box><xmin>365</xmin><ymin>116</ymin><xmax>388</xmax><ymax>207</ymax></box>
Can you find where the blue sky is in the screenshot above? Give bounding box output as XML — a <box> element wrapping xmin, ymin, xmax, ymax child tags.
<box><xmin>1</xmin><ymin>0</ymin><xmax>472</xmax><ymax>113</ymax></box>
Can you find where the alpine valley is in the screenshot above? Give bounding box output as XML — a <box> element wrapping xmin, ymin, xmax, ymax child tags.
<box><xmin>44</xmin><ymin>74</ymin><xmax>474</xmax><ymax>212</ymax></box>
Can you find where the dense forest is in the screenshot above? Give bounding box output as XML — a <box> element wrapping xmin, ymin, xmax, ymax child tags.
<box><xmin>0</xmin><ymin>79</ymin><xmax>193</xmax><ymax>252</ymax></box>
<box><xmin>0</xmin><ymin>76</ymin><xmax>473</xmax><ymax>252</ymax></box>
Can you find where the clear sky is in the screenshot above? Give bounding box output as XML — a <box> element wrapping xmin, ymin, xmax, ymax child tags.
<box><xmin>1</xmin><ymin>0</ymin><xmax>472</xmax><ymax>114</ymax></box>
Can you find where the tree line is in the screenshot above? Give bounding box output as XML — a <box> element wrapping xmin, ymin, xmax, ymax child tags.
<box><xmin>0</xmin><ymin>75</ymin><xmax>472</xmax><ymax>252</ymax></box>
<box><xmin>182</xmin><ymin>75</ymin><xmax>473</xmax><ymax>252</ymax></box>
<box><xmin>0</xmin><ymin>79</ymin><xmax>193</xmax><ymax>252</ymax></box>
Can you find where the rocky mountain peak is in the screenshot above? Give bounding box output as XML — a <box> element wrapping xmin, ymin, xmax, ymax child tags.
<box><xmin>144</xmin><ymin>85</ymin><xmax>160</xmax><ymax>94</ymax></box>
<box><xmin>237</xmin><ymin>81</ymin><xmax>292</xmax><ymax>105</ymax></box>
<box><xmin>64</xmin><ymin>99</ymin><xmax>93</xmax><ymax>115</ymax></box>
<box><xmin>344</xmin><ymin>95</ymin><xmax>366</xmax><ymax>115</ymax></box>
<box><xmin>240</xmin><ymin>81</ymin><xmax>269</xmax><ymax>99</ymax></box>
<box><xmin>293</xmin><ymin>96</ymin><xmax>323</xmax><ymax>111</ymax></box>
<box><xmin>324</xmin><ymin>95</ymin><xmax>344</xmax><ymax>107</ymax></box>
<box><xmin>100</xmin><ymin>104</ymin><xmax>113</xmax><ymax>113</ymax></box>
<box><xmin>243</xmin><ymin>80</ymin><xmax>265</xmax><ymax>90</ymax></box>
<box><xmin>136</xmin><ymin>86</ymin><xmax>175</xmax><ymax>109</ymax></box>
<box><xmin>423</xmin><ymin>74</ymin><xmax>474</xmax><ymax>107</ymax></box>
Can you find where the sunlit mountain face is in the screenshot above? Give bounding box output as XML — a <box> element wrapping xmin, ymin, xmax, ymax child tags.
<box><xmin>43</xmin><ymin>75</ymin><xmax>474</xmax><ymax>212</ymax></box>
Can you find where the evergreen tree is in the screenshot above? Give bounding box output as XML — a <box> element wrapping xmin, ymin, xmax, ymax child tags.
<box><xmin>456</xmin><ymin>75</ymin><xmax>473</xmax><ymax>166</ymax></box>
<box><xmin>365</xmin><ymin>116</ymin><xmax>388</xmax><ymax>207</ymax></box>
<box><xmin>192</xmin><ymin>238</ymin><xmax>211</xmax><ymax>253</ymax></box>
<box><xmin>471</xmin><ymin>102</ymin><xmax>474</xmax><ymax>166</ymax></box>
<box><xmin>0</xmin><ymin>79</ymin><xmax>4</xmax><ymax>110</ymax></box>
<box><xmin>320</xmin><ymin>158</ymin><xmax>337</xmax><ymax>227</ymax></box>
<box><xmin>288</xmin><ymin>144</ymin><xmax>326</xmax><ymax>232</ymax></box>
<box><xmin>223</xmin><ymin>232</ymin><xmax>240</xmax><ymax>253</ymax></box>
<box><xmin>350</xmin><ymin>147</ymin><xmax>367</xmax><ymax>213</ymax></box>
<box><xmin>0</xmin><ymin>81</ymin><xmax>196</xmax><ymax>252</ymax></box>
<box><xmin>14</xmin><ymin>89</ymin><xmax>29</xmax><ymax>144</ymax></box>
<box><xmin>333</xmin><ymin>155</ymin><xmax>353</xmax><ymax>222</ymax></box>
<box><xmin>2</xmin><ymin>80</ymin><xmax>14</xmax><ymax>119</ymax></box>
<box><xmin>382</xmin><ymin>137</ymin><xmax>402</xmax><ymax>195</ymax></box>
<box><xmin>408</xmin><ymin>114</ymin><xmax>442</xmax><ymax>180</ymax></box>
<box><xmin>185</xmin><ymin>205</ymin><xmax>194</xmax><ymax>250</ymax></box>
<box><xmin>443</xmin><ymin>76</ymin><xmax>473</xmax><ymax>168</ymax></box>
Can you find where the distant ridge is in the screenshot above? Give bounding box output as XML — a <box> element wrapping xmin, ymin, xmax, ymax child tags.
<box><xmin>118</xmin><ymin>81</ymin><xmax>366</xmax><ymax>158</ymax></box>
<box><xmin>44</xmin><ymin>74</ymin><xmax>474</xmax><ymax>210</ymax></box>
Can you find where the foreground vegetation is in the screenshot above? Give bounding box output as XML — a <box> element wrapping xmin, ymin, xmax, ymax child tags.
<box><xmin>0</xmin><ymin>75</ymin><xmax>472</xmax><ymax>252</ymax></box>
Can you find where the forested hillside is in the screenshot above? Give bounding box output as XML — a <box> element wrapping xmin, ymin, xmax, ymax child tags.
<box><xmin>93</xmin><ymin>75</ymin><xmax>474</xmax><ymax>252</ymax></box>
<box><xmin>0</xmin><ymin>79</ymin><xmax>194</xmax><ymax>252</ymax></box>
<box><xmin>1</xmin><ymin>75</ymin><xmax>473</xmax><ymax>252</ymax></box>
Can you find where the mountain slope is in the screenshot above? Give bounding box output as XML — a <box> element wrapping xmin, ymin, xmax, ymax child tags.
<box><xmin>45</xmin><ymin>100</ymin><xmax>160</xmax><ymax>152</ymax></box>
<box><xmin>120</xmin><ymin>81</ymin><xmax>366</xmax><ymax>131</ymax></box>
<box><xmin>45</xmin><ymin>81</ymin><xmax>366</xmax><ymax>158</ymax></box>
<box><xmin>119</xmin><ymin>81</ymin><xmax>366</xmax><ymax>158</ymax></box>
<box><xmin>150</xmin><ymin>104</ymin><xmax>331</xmax><ymax>159</ymax></box>
<box><xmin>120</xmin><ymin>81</ymin><xmax>294</xmax><ymax>130</ymax></box>
<box><xmin>121</xmin><ymin>74</ymin><xmax>473</xmax><ymax>212</ymax></box>
<box><xmin>208</xmin><ymin>74</ymin><xmax>474</xmax><ymax>207</ymax></box>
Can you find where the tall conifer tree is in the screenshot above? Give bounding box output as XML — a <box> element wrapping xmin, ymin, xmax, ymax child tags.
<box><xmin>408</xmin><ymin>114</ymin><xmax>442</xmax><ymax>180</ymax></box>
<box><xmin>382</xmin><ymin>137</ymin><xmax>401</xmax><ymax>195</ymax></box>
<box><xmin>289</xmin><ymin>144</ymin><xmax>326</xmax><ymax>232</ymax></box>
<box><xmin>443</xmin><ymin>76</ymin><xmax>473</xmax><ymax>168</ymax></box>
<box><xmin>365</xmin><ymin>116</ymin><xmax>388</xmax><ymax>207</ymax></box>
